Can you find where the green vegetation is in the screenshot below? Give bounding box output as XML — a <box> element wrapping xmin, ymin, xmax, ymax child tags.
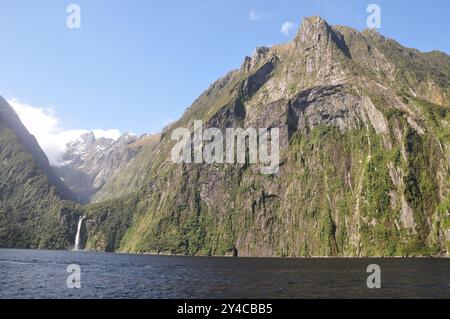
<box><xmin>2</xmin><ymin>17</ymin><xmax>449</xmax><ymax>257</ymax></box>
<box><xmin>0</xmin><ymin>124</ymin><xmax>83</xmax><ymax>249</ymax></box>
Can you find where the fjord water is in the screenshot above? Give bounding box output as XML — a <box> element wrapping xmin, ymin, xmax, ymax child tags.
<box><xmin>0</xmin><ymin>249</ymin><xmax>449</xmax><ymax>299</ymax></box>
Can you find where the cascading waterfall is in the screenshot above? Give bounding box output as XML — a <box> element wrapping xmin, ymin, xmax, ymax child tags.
<box><xmin>74</xmin><ymin>216</ymin><xmax>86</xmax><ymax>251</ymax></box>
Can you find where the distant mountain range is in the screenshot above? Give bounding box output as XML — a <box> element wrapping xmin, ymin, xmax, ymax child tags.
<box><xmin>54</xmin><ymin>131</ymin><xmax>159</xmax><ymax>204</ymax></box>
<box><xmin>1</xmin><ymin>17</ymin><xmax>449</xmax><ymax>256</ymax></box>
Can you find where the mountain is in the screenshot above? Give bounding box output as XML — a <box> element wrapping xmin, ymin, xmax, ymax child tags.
<box><xmin>53</xmin><ymin>132</ymin><xmax>156</xmax><ymax>204</ymax></box>
<box><xmin>2</xmin><ymin>17</ymin><xmax>449</xmax><ymax>257</ymax></box>
<box><xmin>0</xmin><ymin>97</ymin><xmax>75</xmax><ymax>200</ymax></box>
<box><xmin>82</xmin><ymin>17</ymin><xmax>450</xmax><ymax>257</ymax></box>
<box><xmin>54</xmin><ymin>132</ymin><xmax>159</xmax><ymax>204</ymax></box>
<box><xmin>0</xmin><ymin>96</ymin><xmax>82</xmax><ymax>249</ymax></box>
<box><xmin>54</xmin><ymin>132</ymin><xmax>115</xmax><ymax>203</ymax></box>
<box><xmin>91</xmin><ymin>133</ymin><xmax>161</xmax><ymax>203</ymax></box>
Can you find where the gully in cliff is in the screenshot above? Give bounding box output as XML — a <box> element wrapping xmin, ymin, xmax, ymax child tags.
<box><xmin>171</xmin><ymin>120</ymin><xmax>280</xmax><ymax>175</ymax></box>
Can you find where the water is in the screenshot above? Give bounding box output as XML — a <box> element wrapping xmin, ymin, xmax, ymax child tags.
<box><xmin>0</xmin><ymin>249</ymin><xmax>449</xmax><ymax>299</ymax></box>
<box><xmin>74</xmin><ymin>216</ymin><xmax>85</xmax><ymax>251</ymax></box>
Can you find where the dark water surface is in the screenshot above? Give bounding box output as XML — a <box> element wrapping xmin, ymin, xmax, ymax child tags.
<box><xmin>0</xmin><ymin>249</ymin><xmax>449</xmax><ymax>299</ymax></box>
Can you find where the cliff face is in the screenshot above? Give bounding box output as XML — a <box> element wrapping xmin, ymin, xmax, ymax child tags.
<box><xmin>84</xmin><ymin>17</ymin><xmax>450</xmax><ymax>257</ymax></box>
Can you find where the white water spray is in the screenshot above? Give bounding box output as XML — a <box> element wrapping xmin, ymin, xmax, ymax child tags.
<box><xmin>74</xmin><ymin>216</ymin><xmax>86</xmax><ymax>251</ymax></box>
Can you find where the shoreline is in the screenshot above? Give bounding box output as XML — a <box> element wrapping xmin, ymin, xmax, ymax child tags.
<box><xmin>1</xmin><ymin>247</ymin><xmax>449</xmax><ymax>259</ymax></box>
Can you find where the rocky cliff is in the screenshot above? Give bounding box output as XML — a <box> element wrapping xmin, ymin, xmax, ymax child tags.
<box><xmin>83</xmin><ymin>17</ymin><xmax>450</xmax><ymax>257</ymax></box>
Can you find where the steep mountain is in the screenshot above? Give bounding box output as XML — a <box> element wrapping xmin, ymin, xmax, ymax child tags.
<box><xmin>0</xmin><ymin>97</ymin><xmax>75</xmax><ymax>200</ymax></box>
<box><xmin>83</xmin><ymin>17</ymin><xmax>450</xmax><ymax>257</ymax></box>
<box><xmin>0</xmin><ymin>96</ymin><xmax>82</xmax><ymax>249</ymax></box>
<box><xmin>54</xmin><ymin>132</ymin><xmax>115</xmax><ymax>203</ymax></box>
<box><xmin>54</xmin><ymin>132</ymin><xmax>161</xmax><ymax>204</ymax></box>
<box><xmin>92</xmin><ymin>133</ymin><xmax>161</xmax><ymax>203</ymax></box>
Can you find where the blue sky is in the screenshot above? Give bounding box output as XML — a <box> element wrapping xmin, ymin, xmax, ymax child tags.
<box><xmin>0</xmin><ymin>0</ymin><xmax>449</xmax><ymax>139</ymax></box>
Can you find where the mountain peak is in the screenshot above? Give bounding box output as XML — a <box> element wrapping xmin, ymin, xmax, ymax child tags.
<box><xmin>117</xmin><ymin>132</ymin><xmax>138</xmax><ymax>144</ymax></box>
<box><xmin>294</xmin><ymin>16</ymin><xmax>334</xmax><ymax>49</ymax></box>
<box><xmin>79</xmin><ymin>131</ymin><xmax>96</xmax><ymax>143</ymax></box>
<box><xmin>302</xmin><ymin>15</ymin><xmax>329</xmax><ymax>26</ymax></box>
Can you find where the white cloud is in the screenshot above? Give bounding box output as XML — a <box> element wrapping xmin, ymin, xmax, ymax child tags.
<box><xmin>8</xmin><ymin>98</ymin><xmax>121</xmax><ymax>166</ymax></box>
<box><xmin>92</xmin><ymin>129</ymin><xmax>121</xmax><ymax>140</ymax></box>
<box><xmin>281</xmin><ymin>21</ymin><xmax>298</xmax><ymax>36</ymax></box>
<box><xmin>249</xmin><ymin>9</ymin><xmax>273</xmax><ymax>22</ymax></box>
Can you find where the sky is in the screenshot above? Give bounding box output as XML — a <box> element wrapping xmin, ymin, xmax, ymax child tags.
<box><xmin>0</xmin><ymin>0</ymin><xmax>449</xmax><ymax>163</ymax></box>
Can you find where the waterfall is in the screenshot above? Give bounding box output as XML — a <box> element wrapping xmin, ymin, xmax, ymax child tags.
<box><xmin>74</xmin><ymin>216</ymin><xmax>86</xmax><ymax>251</ymax></box>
